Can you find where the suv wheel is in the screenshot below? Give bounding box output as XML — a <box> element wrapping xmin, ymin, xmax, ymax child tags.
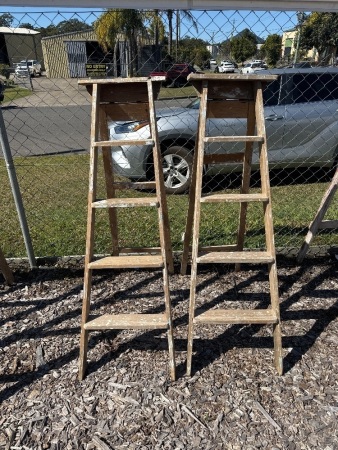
<box><xmin>162</xmin><ymin>146</ymin><xmax>193</xmax><ymax>194</ymax></box>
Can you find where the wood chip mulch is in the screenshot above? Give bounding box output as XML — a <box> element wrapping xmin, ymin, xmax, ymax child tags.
<box><xmin>0</xmin><ymin>256</ymin><xmax>337</xmax><ymax>449</ymax></box>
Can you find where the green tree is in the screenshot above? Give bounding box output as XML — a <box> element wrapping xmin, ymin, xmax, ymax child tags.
<box><xmin>164</xmin><ymin>10</ymin><xmax>198</xmax><ymax>57</ymax></box>
<box><xmin>176</xmin><ymin>37</ymin><xmax>210</xmax><ymax>68</ymax></box>
<box><xmin>19</xmin><ymin>23</ymin><xmax>36</xmax><ymax>30</ymax></box>
<box><xmin>145</xmin><ymin>10</ymin><xmax>165</xmax><ymax>47</ymax></box>
<box><xmin>260</xmin><ymin>34</ymin><xmax>282</xmax><ymax>66</ymax></box>
<box><xmin>56</xmin><ymin>19</ymin><xmax>92</xmax><ymax>34</ymax></box>
<box><xmin>94</xmin><ymin>9</ymin><xmax>146</xmax><ymax>77</ymax></box>
<box><xmin>301</xmin><ymin>12</ymin><xmax>338</xmax><ymax>64</ymax></box>
<box><xmin>230</xmin><ymin>28</ymin><xmax>257</xmax><ymax>63</ymax></box>
<box><xmin>0</xmin><ymin>13</ymin><xmax>14</xmax><ymax>27</ymax></box>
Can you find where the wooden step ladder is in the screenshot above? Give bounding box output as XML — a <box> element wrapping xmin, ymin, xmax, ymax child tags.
<box><xmin>78</xmin><ymin>77</ymin><xmax>175</xmax><ymax>381</ymax></box>
<box><xmin>297</xmin><ymin>168</ymin><xmax>338</xmax><ymax>263</ymax></box>
<box><xmin>181</xmin><ymin>73</ymin><xmax>283</xmax><ymax>376</ymax></box>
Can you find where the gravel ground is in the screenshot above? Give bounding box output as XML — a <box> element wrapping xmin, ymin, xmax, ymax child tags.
<box><xmin>0</xmin><ymin>256</ymin><xmax>337</xmax><ymax>449</ymax></box>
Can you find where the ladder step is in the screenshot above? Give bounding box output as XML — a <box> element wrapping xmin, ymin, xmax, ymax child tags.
<box><xmin>92</xmin><ymin>197</ymin><xmax>159</xmax><ymax>208</ymax></box>
<box><xmin>84</xmin><ymin>313</ymin><xmax>168</xmax><ymax>330</ymax></box>
<box><xmin>201</xmin><ymin>193</ymin><xmax>269</xmax><ymax>203</ymax></box>
<box><xmin>88</xmin><ymin>255</ymin><xmax>164</xmax><ymax>269</ymax></box>
<box><xmin>194</xmin><ymin>309</ymin><xmax>278</xmax><ymax>325</ymax></box>
<box><xmin>197</xmin><ymin>251</ymin><xmax>274</xmax><ymax>264</ymax></box>
<box><xmin>204</xmin><ymin>136</ymin><xmax>264</xmax><ymax>143</ymax></box>
<box><xmin>94</xmin><ymin>139</ymin><xmax>154</xmax><ymax>147</ymax></box>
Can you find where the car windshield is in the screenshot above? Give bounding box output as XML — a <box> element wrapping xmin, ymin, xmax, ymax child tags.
<box><xmin>19</xmin><ymin>61</ymin><xmax>32</xmax><ymax>65</ymax></box>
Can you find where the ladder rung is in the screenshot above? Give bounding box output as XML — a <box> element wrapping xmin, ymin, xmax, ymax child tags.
<box><xmin>84</xmin><ymin>313</ymin><xmax>168</xmax><ymax>330</ymax></box>
<box><xmin>88</xmin><ymin>255</ymin><xmax>164</xmax><ymax>269</ymax></box>
<box><xmin>204</xmin><ymin>136</ymin><xmax>264</xmax><ymax>143</ymax></box>
<box><xmin>197</xmin><ymin>251</ymin><xmax>274</xmax><ymax>264</ymax></box>
<box><xmin>113</xmin><ymin>181</ymin><xmax>157</xmax><ymax>190</ymax></box>
<box><xmin>201</xmin><ymin>193</ymin><xmax>269</xmax><ymax>203</ymax></box>
<box><xmin>94</xmin><ymin>139</ymin><xmax>154</xmax><ymax>147</ymax></box>
<box><xmin>92</xmin><ymin>198</ymin><xmax>159</xmax><ymax>208</ymax></box>
<box><xmin>194</xmin><ymin>309</ymin><xmax>278</xmax><ymax>325</ymax></box>
<box><xmin>204</xmin><ymin>153</ymin><xmax>244</xmax><ymax>164</ymax></box>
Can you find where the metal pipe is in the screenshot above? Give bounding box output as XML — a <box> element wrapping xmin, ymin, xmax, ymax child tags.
<box><xmin>0</xmin><ymin>107</ymin><xmax>36</xmax><ymax>268</ymax></box>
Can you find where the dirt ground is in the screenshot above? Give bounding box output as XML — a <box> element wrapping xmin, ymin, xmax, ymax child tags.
<box><xmin>0</xmin><ymin>256</ymin><xmax>337</xmax><ymax>449</ymax></box>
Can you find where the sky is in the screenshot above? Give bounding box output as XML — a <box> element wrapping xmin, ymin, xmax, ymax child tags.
<box><xmin>0</xmin><ymin>7</ymin><xmax>300</xmax><ymax>41</ymax></box>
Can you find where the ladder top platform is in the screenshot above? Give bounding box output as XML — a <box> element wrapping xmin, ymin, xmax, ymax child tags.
<box><xmin>78</xmin><ymin>76</ymin><xmax>166</xmax><ymax>86</ymax></box>
<box><xmin>78</xmin><ymin>76</ymin><xmax>165</xmax><ymax>103</ymax></box>
<box><xmin>187</xmin><ymin>73</ymin><xmax>278</xmax><ymax>83</ymax></box>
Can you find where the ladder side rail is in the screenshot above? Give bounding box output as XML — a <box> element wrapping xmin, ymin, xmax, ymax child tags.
<box><xmin>297</xmin><ymin>168</ymin><xmax>338</xmax><ymax>263</ymax></box>
<box><xmin>99</xmin><ymin>105</ymin><xmax>119</xmax><ymax>256</ymax></box>
<box><xmin>147</xmin><ymin>79</ymin><xmax>176</xmax><ymax>380</ymax></box>
<box><xmin>79</xmin><ymin>82</ymin><xmax>101</xmax><ymax>380</ymax></box>
<box><xmin>147</xmin><ymin>79</ymin><xmax>174</xmax><ymax>274</ymax></box>
<box><xmin>180</xmin><ymin>107</ymin><xmax>202</xmax><ymax>276</ymax></box>
<box><xmin>235</xmin><ymin>100</ymin><xmax>256</xmax><ymax>271</ymax></box>
<box><xmin>186</xmin><ymin>81</ymin><xmax>209</xmax><ymax>376</ymax></box>
<box><xmin>255</xmin><ymin>81</ymin><xmax>283</xmax><ymax>375</ymax></box>
<box><xmin>0</xmin><ymin>246</ymin><xmax>14</xmax><ymax>285</ymax></box>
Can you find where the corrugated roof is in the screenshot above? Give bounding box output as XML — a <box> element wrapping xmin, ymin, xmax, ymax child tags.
<box><xmin>0</xmin><ymin>27</ymin><xmax>40</xmax><ymax>35</ymax></box>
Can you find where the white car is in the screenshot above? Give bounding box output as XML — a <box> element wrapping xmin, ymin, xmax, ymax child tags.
<box><xmin>241</xmin><ymin>62</ymin><xmax>267</xmax><ymax>74</ymax></box>
<box><xmin>15</xmin><ymin>60</ymin><xmax>42</xmax><ymax>77</ymax></box>
<box><xmin>217</xmin><ymin>61</ymin><xmax>236</xmax><ymax>73</ymax></box>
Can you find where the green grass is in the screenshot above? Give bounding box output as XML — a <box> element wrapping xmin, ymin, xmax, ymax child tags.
<box><xmin>158</xmin><ymin>85</ymin><xmax>197</xmax><ymax>99</ymax></box>
<box><xmin>1</xmin><ymin>154</ymin><xmax>338</xmax><ymax>258</ymax></box>
<box><xmin>3</xmin><ymin>83</ymin><xmax>32</xmax><ymax>102</ymax></box>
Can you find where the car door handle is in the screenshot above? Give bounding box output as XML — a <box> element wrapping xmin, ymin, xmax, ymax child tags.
<box><xmin>265</xmin><ymin>114</ymin><xmax>284</xmax><ymax>121</ymax></box>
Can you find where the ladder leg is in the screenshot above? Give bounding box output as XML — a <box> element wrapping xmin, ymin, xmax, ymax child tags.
<box><xmin>187</xmin><ymin>83</ymin><xmax>208</xmax><ymax>376</ymax></box>
<box><xmin>99</xmin><ymin>106</ymin><xmax>119</xmax><ymax>256</ymax></box>
<box><xmin>235</xmin><ymin>100</ymin><xmax>256</xmax><ymax>272</ymax></box>
<box><xmin>269</xmin><ymin>262</ymin><xmax>283</xmax><ymax>375</ymax></box>
<box><xmin>297</xmin><ymin>168</ymin><xmax>338</xmax><ymax>263</ymax></box>
<box><xmin>163</xmin><ymin>265</ymin><xmax>176</xmax><ymax>380</ymax></box>
<box><xmin>181</xmin><ymin>124</ymin><xmax>201</xmax><ymax>275</ymax></box>
<box><xmin>256</xmin><ymin>81</ymin><xmax>283</xmax><ymax>373</ymax></box>
<box><xmin>79</xmin><ymin>84</ymin><xmax>99</xmax><ymax>380</ymax></box>
<box><xmin>147</xmin><ymin>79</ymin><xmax>174</xmax><ymax>274</ymax></box>
<box><xmin>0</xmin><ymin>247</ymin><xmax>14</xmax><ymax>285</ymax></box>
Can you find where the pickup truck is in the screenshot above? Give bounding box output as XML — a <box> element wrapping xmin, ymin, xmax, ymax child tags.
<box><xmin>15</xmin><ymin>60</ymin><xmax>42</xmax><ymax>78</ymax></box>
<box><xmin>150</xmin><ymin>63</ymin><xmax>197</xmax><ymax>87</ymax></box>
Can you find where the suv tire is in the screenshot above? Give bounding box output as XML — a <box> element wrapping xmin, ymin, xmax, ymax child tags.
<box><xmin>162</xmin><ymin>146</ymin><xmax>193</xmax><ymax>194</ymax></box>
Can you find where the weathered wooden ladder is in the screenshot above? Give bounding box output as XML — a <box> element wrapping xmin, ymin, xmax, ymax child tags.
<box><xmin>181</xmin><ymin>73</ymin><xmax>283</xmax><ymax>376</ymax></box>
<box><xmin>78</xmin><ymin>77</ymin><xmax>175</xmax><ymax>381</ymax></box>
<box><xmin>297</xmin><ymin>168</ymin><xmax>338</xmax><ymax>263</ymax></box>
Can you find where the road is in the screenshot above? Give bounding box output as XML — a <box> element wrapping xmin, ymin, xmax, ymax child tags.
<box><xmin>1</xmin><ymin>99</ymin><xmax>192</xmax><ymax>157</ymax></box>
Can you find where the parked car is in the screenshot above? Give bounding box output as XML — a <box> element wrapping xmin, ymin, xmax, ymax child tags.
<box><xmin>287</xmin><ymin>61</ymin><xmax>312</xmax><ymax>69</ymax></box>
<box><xmin>109</xmin><ymin>68</ymin><xmax>338</xmax><ymax>194</ymax></box>
<box><xmin>15</xmin><ymin>60</ymin><xmax>42</xmax><ymax>77</ymax></box>
<box><xmin>241</xmin><ymin>61</ymin><xmax>268</xmax><ymax>74</ymax></box>
<box><xmin>209</xmin><ymin>59</ymin><xmax>217</xmax><ymax>66</ymax></box>
<box><xmin>215</xmin><ymin>61</ymin><xmax>236</xmax><ymax>73</ymax></box>
<box><xmin>150</xmin><ymin>63</ymin><xmax>196</xmax><ymax>87</ymax></box>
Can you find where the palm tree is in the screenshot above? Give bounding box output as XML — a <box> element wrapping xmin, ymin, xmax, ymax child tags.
<box><xmin>164</xmin><ymin>10</ymin><xmax>198</xmax><ymax>57</ymax></box>
<box><xmin>94</xmin><ymin>9</ymin><xmax>146</xmax><ymax>77</ymax></box>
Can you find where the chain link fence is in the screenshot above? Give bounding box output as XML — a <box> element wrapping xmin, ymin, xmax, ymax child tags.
<box><xmin>1</xmin><ymin>8</ymin><xmax>338</xmax><ymax>262</ymax></box>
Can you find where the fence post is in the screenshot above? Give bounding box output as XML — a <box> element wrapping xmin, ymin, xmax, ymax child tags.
<box><xmin>0</xmin><ymin>107</ymin><xmax>36</xmax><ymax>268</ymax></box>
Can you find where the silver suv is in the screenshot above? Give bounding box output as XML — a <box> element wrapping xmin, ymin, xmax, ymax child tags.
<box><xmin>109</xmin><ymin>68</ymin><xmax>338</xmax><ymax>194</ymax></box>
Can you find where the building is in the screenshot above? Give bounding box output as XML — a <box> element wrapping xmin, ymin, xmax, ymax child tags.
<box><xmin>0</xmin><ymin>27</ymin><xmax>43</xmax><ymax>67</ymax></box>
<box><xmin>282</xmin><ymin>29</ymin><xmax>317</xmax><ymax>62</ymax></box>
<box><xmin>42</xmin><ymin>29</ymin><xmax>160</xmax><ymax>79</ymax></box>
